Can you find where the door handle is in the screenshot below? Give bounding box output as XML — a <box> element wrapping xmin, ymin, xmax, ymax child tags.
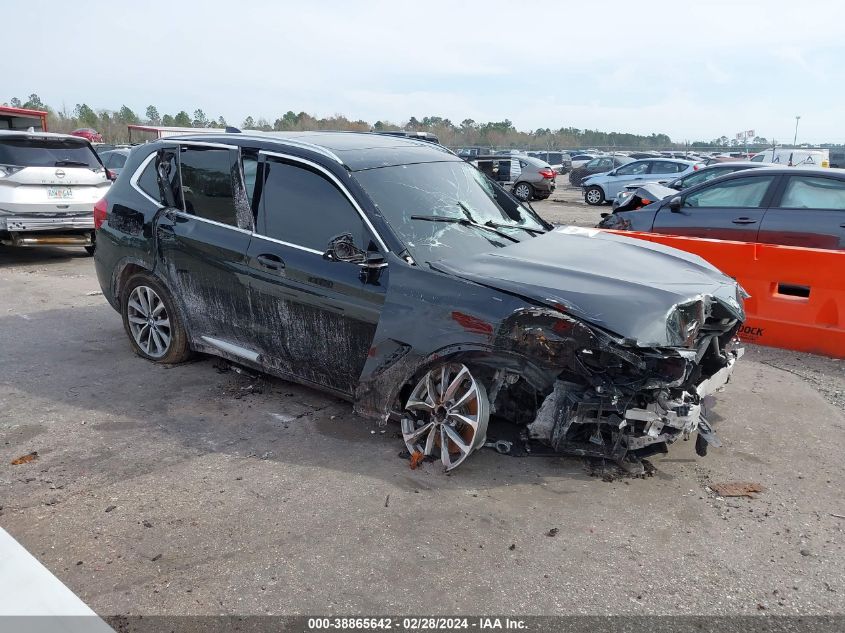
<box><xmin>839</xmin><ymin>223</ymin><xmax>845</xmax><ymax>228</ymax></box>
<box><xmin>256</xmin><ymin>253</ymin><xmax>285</xmax><ymax>271</ymax></box>
<box><xmin>732</xmin><ymin>217</ymin><xmax>757</xmax><ymax>225</ymax></box>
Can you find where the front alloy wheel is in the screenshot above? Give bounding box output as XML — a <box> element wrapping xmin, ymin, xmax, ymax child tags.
<box><xmin>401</xmin><ymin>363</ymin><xmax>490</xmax><ymax>471</ymax></box>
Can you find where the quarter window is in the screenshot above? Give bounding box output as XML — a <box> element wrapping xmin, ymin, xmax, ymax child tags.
<box><xmin>179</xmin><ymin>147</ymin><xmax>239</xmax><ymax>226</ymax></box>
<box><xmin>779</xmin><ymin>176</ymin><xmax>845</xmax><ymax>210</ymax></box>
<box><xmin>258</xmin><ymin>158</ymin><xmax>369</xmax><ymax>252</ymax></box>
<box><xmin>137</xmin><ymin>155</ymin><xmax>160</xmax><ymax>201</ymax></box>
<box><xmin>684</xmin><ymin>175</ymin><xmax>775</xmax><ymax>208</ymax></box>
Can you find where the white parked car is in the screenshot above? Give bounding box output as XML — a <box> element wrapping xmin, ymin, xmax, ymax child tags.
<box><xmin>0</xmin><ymin>130</ymin><xmax>111</xmax><ymax>253</ymax></box>
<box><xmin>581</xmin><ymin>158</ymin><xmax>699</xmax><ymax>205</ymax></box>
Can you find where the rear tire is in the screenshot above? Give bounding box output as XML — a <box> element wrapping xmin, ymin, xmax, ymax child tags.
<box><xmin>120</xmin><ymin>272</ymin><xmax>191</xmax><ymax>364</ymax></box>
<box><xmin>513</xmin><ymin>182</ymin><xmax>533</xmax><ymax>201</ymax></box>
<box><xmin>585</xmin><ymin>186</ymin><xmax>605</xmax><ymax>205</ymax></box>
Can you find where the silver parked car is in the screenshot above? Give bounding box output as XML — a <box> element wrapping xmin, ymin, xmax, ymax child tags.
<box><xmin>471</xmin><ymin>154</ymin><xmax>557</xmax><ymax>201</ymax></box>
<box><xmin>581</xmin><ymin>158</ymin><xmax>698</xmax><ymax>205</ymax></box>
<box><xmin>0</xmin><ymin>130</ymin><xmax>111</xmax><ymax>253</ymax></box>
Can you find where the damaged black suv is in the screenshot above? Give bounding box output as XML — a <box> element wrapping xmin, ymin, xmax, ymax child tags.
<box><xmin>94</xmin><ymin>131</ymin><xmax>745</xmax><ymax>471</ymax></box>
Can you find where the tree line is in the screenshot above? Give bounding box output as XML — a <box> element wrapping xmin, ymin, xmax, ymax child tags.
<box><xmin>0</xmin><ymin>93</ymin><xmax>816</xmax><ymax>150</ymax></box>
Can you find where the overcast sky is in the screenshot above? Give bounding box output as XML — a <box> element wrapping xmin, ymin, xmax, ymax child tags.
<box><xmin>2</xmin><ymin>0</ymin><xmax>842</xmax><ymax>143</ymax></box>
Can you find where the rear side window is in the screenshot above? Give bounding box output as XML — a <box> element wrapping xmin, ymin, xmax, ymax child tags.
<box><xmin>137</xmin><ymin>157</ymin><xmax>160</xmax><ymax>201</ymax></box>
<box><xmin>652</xmin><ymin>161</ymin><xmax>683</xmax><ymax>174</ymax></box>
<box><xmin>779</xmin><ymin>176</ymin><xmax>845</xmax><ymax>209</ymax></box>
<box><xmin>110</xmin><ymin>153</ymin><xmax>127</xmax><ymax>168</ymax></box>
<box><xmin>258</xmin><ymin>158</ymin><xmax>368</xmax><ymax>251</ymax></box>
<box><xmin>750</xmin><ymin>154</ymin><xmax>766</xmax><ymax>162</ymax></box>
<box><xmin>0</xmin><ymin>138</ymin><xmax>101</xmax><ymax>168</ymax></box>
<box><xmin>684</xmin><ymin>175</ymin><xmax>775</xmax><ymax>208</ymax></box>
<box><xmin>178</xmin><ymin>147</ymin><xmax>239</xmax><ymax>226</ymax></box>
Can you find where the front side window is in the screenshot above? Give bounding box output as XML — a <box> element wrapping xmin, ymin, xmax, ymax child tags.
<box><xmin>259</xmin><ymin>158</ymin><xmax>370</xmax><ymax>251</ymax></box>
<box><xmin>616</xmin><ymin>161</ymin><xmax>649</xmax><ymax>176</ymax></box>
<box><xmin>779</xmin><ymin>176</ymin><xmax>845</xmax><ymax>209</ymax></box>
<box><xmin>750</xmin><ymin>154</ymin><xmax>766</xmax><ymax>163</ymax></box>
<box><xmin>354</xmin><ymin>160</ymin><xmax>547</xmax><ymax>264</ymax></box>
<box><xmin>684</xmin><ymin>175</ymin><xmax>775</xmax><ymax>208</ymax></box>
<box><xmin>179</xmin><ymin>147</ymin><xmax>239</xmax><ymax>226</ymax></box>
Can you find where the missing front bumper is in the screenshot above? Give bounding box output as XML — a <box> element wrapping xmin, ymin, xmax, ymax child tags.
<box><xmin>529</xmin><ymin>348</ymin><xmax>743</xmax><ymax>461</ymax></box>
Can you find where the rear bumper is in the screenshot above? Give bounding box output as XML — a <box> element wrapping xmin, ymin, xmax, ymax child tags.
<box><xmin>0</xmin><ymin>214</ymin><xmax>94</xmax><ymax>232</ymax></box>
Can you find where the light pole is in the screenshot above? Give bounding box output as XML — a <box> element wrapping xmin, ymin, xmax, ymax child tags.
<box><xmin>793</xmin><ymin>115</ymin><xmax>801</xmax><ymax>147</ymax></box>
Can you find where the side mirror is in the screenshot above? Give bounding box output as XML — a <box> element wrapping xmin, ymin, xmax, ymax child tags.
<box><xmin>669</xmin><ymin>196</ymin><xmax>682</xmax><ymax>212</ymax></box>
<box><xmin>324</xmin><ymin>233</ymin><xmax>366</xmax><ymax>264</ymax></box>
<box><xmin>608</xmin><ymin>170</ymin><xmax>617</xmax><ymax>176</ymax></box>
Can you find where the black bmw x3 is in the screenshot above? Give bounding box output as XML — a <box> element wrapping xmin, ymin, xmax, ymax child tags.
<box><xmin>94</xmin><ymin>131</ymin><xmax>745</xmax><ymax>472</ymax></box>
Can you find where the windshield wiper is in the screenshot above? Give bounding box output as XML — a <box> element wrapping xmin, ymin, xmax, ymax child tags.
<box><xmin>54</xmin><ymin>160</ymin><xmax>91</xmax><ymax>167</ymax></box>
<box><xmin>409</xmin><ymin>215</ymin><xmax>521</xmax><ymax>243</ymax></box>
<box><xmin>484</xmin><ymin>220</ymin><xmax>546</xmax><ymax>236</ymax></box>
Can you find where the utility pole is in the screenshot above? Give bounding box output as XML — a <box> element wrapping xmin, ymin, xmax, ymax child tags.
<box><xmin>793</xmin><ymin>115</ymin><xmax>801</xmax><ymax>147</ymax></box>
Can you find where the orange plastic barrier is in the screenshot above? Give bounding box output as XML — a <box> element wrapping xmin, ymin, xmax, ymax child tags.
<box><xmin>604</xmin><ymin>231</ymin><xmax>845</xmax><ymax>358</ymax></box>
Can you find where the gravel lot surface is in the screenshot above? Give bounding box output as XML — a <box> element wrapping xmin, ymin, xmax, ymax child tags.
<box><xmin>1</xmin><ymin>227</ymin><xmax>844</xmax><ymax>617</ymax></box>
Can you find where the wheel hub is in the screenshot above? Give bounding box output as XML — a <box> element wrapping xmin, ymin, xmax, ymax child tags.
<box><xmin>401</xmin><ymin>363</ymin><xmax>490</xmax><ymax>471</ymax></box>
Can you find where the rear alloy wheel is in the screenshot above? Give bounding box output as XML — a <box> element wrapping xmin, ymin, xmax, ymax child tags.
<box><xmin>585</xmin><ymin>186</ymin><xmax>605</xmax><ymax>205</ymax></box>
<box><xmin>513</xmin><ymin>182</ymin><xmax>533</xmax><ymax>201</ymax></box>
<box><xmin>121</xmin><ymin>273</ymin><xmax>190</xmax><ymax>363</ymax></box>
<box><xmin>401</xmin><ymin>363</ymin><xmax>490</xmax><ymax>471</ymax></box>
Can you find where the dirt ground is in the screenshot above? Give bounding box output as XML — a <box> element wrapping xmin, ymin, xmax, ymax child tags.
<box><xmin>1</xmin><ymin>219</ymin><xmax>844</xmax><ymax>616</ymax></box>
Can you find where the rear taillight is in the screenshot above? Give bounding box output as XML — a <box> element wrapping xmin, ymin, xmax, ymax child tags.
<box><xmin>93</xmin><ymin>197</ymin><xmax>108</xmax><ymax>229</ymax></box>
<box><xmin>106</xmin><ymin>169</ymin><xmax>117</xmax><ymax>181</ymax></box>
<box><xmin>539</xmin><ymin>168</ymin><xmax>556</xmax><ymax>179</ymax></box>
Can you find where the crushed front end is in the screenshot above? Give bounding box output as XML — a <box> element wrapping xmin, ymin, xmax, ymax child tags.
<box><xmin>495</xmin><ymin>293</ymin><xmax>745</xmax><ymax>466</ymax></box>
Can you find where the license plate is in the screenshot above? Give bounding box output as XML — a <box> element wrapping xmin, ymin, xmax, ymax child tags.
<box><xmin>47</xmin><ymin>187</ymin><xmax>73</xmax><ymax>200</ymax></box>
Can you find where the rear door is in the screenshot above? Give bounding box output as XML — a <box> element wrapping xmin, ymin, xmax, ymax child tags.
<box><xmin>651</xmin><ymin>173</ymin><xmax>779</xmax><ymax>241</ymax></box>
<box><xmin>154</xmin><ymin>142</ymin><xmax>257</xmax><ymax>352</ymax></box>
<box><xmin>759</xmin><ymin>174</ymin><xmax>845</xmax><ymax>249</ymax></box>
<box><xmin>244</xmin><ymin>152</ymin><xmax>387</xmax><ymax>394</ymax></box>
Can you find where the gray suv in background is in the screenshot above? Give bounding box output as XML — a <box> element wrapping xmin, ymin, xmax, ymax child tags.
<box><xmin>471</xmin><ymin>154</ymin><xmax>556</xmax><ymax>201</ymax></box>
<box><xmin>0</xmin><ymin>131</ymin><xmax>111</xmax><ymax>253</ymax></box>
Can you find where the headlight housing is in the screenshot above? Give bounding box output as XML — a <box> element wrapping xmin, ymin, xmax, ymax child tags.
<box><xmin>666</xmin><ymin>299</ymin><xmax>705</xmax><ymax>348</ymax></box>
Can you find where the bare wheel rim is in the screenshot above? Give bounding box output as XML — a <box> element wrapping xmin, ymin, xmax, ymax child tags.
<box><xmin>586</xmin><ymin>188</ymin><xmax>602</xmax><ymax>204</ymax></box>
<box><xmin>127</xmin><ymin>285</ymin><xmax>172</xmax><ymax>359</ymax></box>
<box><xmin>401</xmin><ymin>363</ymin><xmax>489</xmax><ymax>471</ymax></box>
<box><xmin>514</xmin><ymin>183</ymin><xmax>531</xmax><ymax>200</ymax></box>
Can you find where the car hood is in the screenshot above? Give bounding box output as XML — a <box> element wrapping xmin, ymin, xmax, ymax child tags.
<box><xmin>430</xmin><ymin>226</ymin><xmax>743</xmax><ymax>346</ymax></box>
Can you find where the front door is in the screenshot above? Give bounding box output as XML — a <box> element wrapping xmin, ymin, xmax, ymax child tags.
<box><xmin>652</xmin><ymin>173</ymin><xmax>779</xmax><ymax>241</ymax></box>
<box><xmin>244</xmin><ymin>153</ymin><xmax>387</xmax><ymax>394</ymax></box>
<box><xmin>759</xmin><ymin>174</ymin><xmax>845</xmax><ymax>250</ymax></box>
<box><xmin>154</xmin><ymin>143</ymin><xmax>256</xmax><ymax>351</ymax></box>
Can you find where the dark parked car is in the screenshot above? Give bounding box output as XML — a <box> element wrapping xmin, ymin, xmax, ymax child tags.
<box><xmin>568</xmin><ymin>155</ymin><xmax>633</xmax><ymax>186</ymax></box>
<box><xmin>94</xmin><ymin>131</ymin><xmax>745</xmax><ymax>472</ymax></box>
<box><xmin>598</xmin><ymin>168</ymin><xmax>845</xmax><ymax>250</ymax></box>
<box><xmin>98</xmin><ymin>148</ymin><xmax>131</xmax><ymax>178</ymax></box>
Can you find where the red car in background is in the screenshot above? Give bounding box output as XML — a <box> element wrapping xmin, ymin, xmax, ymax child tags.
<box><xmin>71</xmin><ymin>128</ymin><xmax>103</xmax><ymax>143</ymax></box>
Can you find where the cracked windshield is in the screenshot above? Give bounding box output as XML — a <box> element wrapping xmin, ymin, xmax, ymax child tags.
<box><xmin>354</xmin><ymin>160</ymin><xmax>547</xmax><ymax>263</ymax></box>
